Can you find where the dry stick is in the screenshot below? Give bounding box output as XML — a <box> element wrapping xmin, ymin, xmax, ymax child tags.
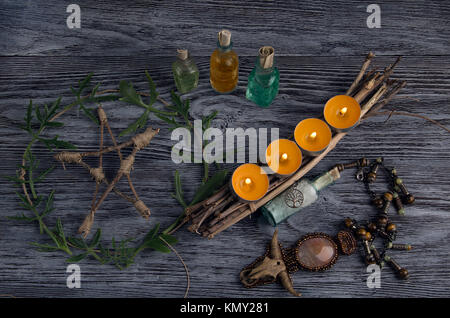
<box><xmin>76</xmin><ymin>159</ymin><xmax>136</xmax><ymax>204</ymax></box>
<box><xmin>207</xmin><ymin>202</ymin><xmax>246</xmax><ymax>227</ymax></box>
<box><xmin>194</xmin><ymin>196</ymin><xmax>235</xmax><ymax>233</ymax></box>
<box><xmin>375</xmin><ymin>110</ymin><xmax>450</xmax><ymax>133</ymax></box>
<box><xmin>206</xmin><ymin>81</ymin><xmax>397</xmax><ymax>239</ymax></box>
<box><xmin>89</xmin><ymin>148</ymin><xmax>138</xmax><ymax>230</ymax></box>
<box><xmin>80</xmin><ymin>112</ymin><xmax>105</xmax><ymax>237</ymax></box>
<box><xmin>100</xmin><ymin>106</ymin><xmax>147</xmax><ymax>212</ymax></box>
<box><xmin>346</xmin><ymin>52</ymin><xmax>375</xmax><ymax>96</ymax></box>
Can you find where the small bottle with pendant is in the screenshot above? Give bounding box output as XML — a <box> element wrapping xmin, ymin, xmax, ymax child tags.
<box><xmin>260</xmin><ymin>167</ymin><xmax>340</xmax><ymax>226</ymax></box>
<box><xmin>172</xmin><ymin>49</ymin><xmax>199</xmax><ymax>94</ymax></box>
<box><xmin>246</xmin><ymin>46</ymin><xmax>280</xmax><ymax>107</ymax></box>
<box><xmin>210</xmin><ymin>29</ymin><xmax>239</xmax><ymax>93</ymax></box>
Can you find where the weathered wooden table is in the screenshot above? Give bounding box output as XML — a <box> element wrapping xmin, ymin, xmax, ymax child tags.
<box><xmin>0</xmin><ymin>1</ymin><xmax>449</xmax><ymax>298</ymax></box>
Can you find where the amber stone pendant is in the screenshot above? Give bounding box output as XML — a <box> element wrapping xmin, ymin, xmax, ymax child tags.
<box><xmin>295</xmin><ymin>233</ymin><xmax>339</xmax><ymax>271</ymax></box>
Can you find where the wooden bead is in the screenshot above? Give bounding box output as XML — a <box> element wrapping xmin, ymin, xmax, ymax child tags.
<box><xmin>377</xmin><ymin>215</ymin><xmax>388</xmax><ymax>228</ymax></box>
<box><xmin>383</xmin><ymin>192</ymin><xmax>393</xmax><ymax>201</ymax></box>
<box><xmin>367</xmin><ymin>222</ymin><xmax>377</xmax><ymax>232</ymax></box>
<box><xmin>344</xmin><ymin>218</ymin><xmax>357</xmax><ymax>231</ymax></box>
<box><xmin>370</xmin><ymin>245</ymin><xmax>382</xmax><ymax>264</ymax></box>
<box><xmin>356</xmin><ymin>227</ymin><xmax>367</xmax><ymax>239</ymax></box>
<box><xmin>392</xmin><ymin>192</ymin><xmax>405</xmax><ymax>215</ymax></box>
<box><xmin>386</xmin><ymin>223</ymin><xmax>397</xmax><ymax>233</ymax></box>
<box><xmin>372</xmin><ymin>196</ymin><xmax>384</xmax><ymax>208</ymax></box>
<box><xmin>379</xmin><ymin>192</ymin><xmax>393</xmax><ymax>215</ymax></box>
<box><xmin>405</xmin><ymin>194</ymin><xmax>415</xmax><ymax>205</ymax></box>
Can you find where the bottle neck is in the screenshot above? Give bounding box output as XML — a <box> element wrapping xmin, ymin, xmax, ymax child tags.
<box><xmin>255</xmin><ymin>57</ymin><xmax>274</xmax><ymax>73</ymax></box>
<box><xmin>312</xmin><ymin>167</ymin><xmax>340</xmax><ymax>192</ymax></box>
<box><xmin>217</xmin><ymin>40</ymin><xmax>233</xmax><ymax>52</ymax></box>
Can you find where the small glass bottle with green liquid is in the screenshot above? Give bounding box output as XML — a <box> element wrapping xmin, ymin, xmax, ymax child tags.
<box><xmin>210</xmin><ymin>29</ymin><xmax>239</xmax><ymax>93</ymax></box>
<box><xmin>260</xmin><ymin>167</ymin><xmax>341</xmax><ymax>226</ymax></box>
<box><xmin>172</xmin><ymin>49</ymin><xmax>199</xmax><ymax>94</ymax></box>
<box><xmin>246</xmin><ymin>46</ymin><xmax>279</xmax><ymax>107</ymax></box>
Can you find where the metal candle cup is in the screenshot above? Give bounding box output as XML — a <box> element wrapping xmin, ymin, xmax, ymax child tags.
<box><xmin>265</xmin><ymin>139</ymin><xmax>302</xmax><ymax>176</ymax></box>
<box><xmin>324</xmin><ymin>95</ymin><xmax>361</xmax><ymax>132</ymax></box>
<box><xmin>294</xmin><ymin>118</ymin><xmax>332</xmax><ymax>156</ymax></box>
<box><xmin>231</xmin><ymin>163</ymin><xmax>269</xmax><ymax>202</ymax></box>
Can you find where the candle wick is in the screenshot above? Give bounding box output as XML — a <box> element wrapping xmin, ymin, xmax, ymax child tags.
<box><xmin>245</xmin><ymin>178</ymin><xmax>252</xmax><ymax>185</ymax></box>
<box><xmin>339</xmin><ymin>106</ymin><xmax>348</xmax><ymax>116</ymax></box>
<box><xmin>309</xmin><ymin>131</ymin><xmax>317</xmax><ymax>140</ymax></box>
<box><xmin>281</xmin><ymin>153</ymin><xmax>288</xmax><ymax>161</ymax></box>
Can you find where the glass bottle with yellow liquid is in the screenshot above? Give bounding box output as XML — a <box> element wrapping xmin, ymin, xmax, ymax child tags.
<box><xmin>210</xmin><ymin>29</ymin><xmax>239</xmax><ymax>93</ymax></box>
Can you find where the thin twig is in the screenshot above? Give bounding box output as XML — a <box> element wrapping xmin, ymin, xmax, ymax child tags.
<box><xmin>159</xmin><ymin>236</ymin><xmax>190</xmax><ymax>299</ymax></box>
<box><xmin>375</xmin><ymin>110</ymin><xmax>450</xmax><ymax>133</ymax></box>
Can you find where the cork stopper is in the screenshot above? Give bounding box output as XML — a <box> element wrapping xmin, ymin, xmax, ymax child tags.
<box><xmin>177</xmin><ymin>49</ymin><xmax>188</xmax><ymax>60</ymax></box>
<box><xmin>218</xmin><ymin>29</ymin><xmax>231</xmax><ymax>47</ymax></box>
<box><xmin>329</xmin><ymin>166</ymin><xmax>341</xmax><ymax>181</ymax></box>
<box><xmin>259</xmin><ymin>46</ymin><xmax>275</xmax><ymax>69</ymax></box>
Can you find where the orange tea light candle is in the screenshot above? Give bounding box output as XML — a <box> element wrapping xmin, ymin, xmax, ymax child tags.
<box><xmin>294</xmin><ymin>118</ymin><xmax>332</xmax><ymax>156</ymax></box>
<box><xmin>265</xmin><ymin>139</ymin><xmax>302</xmax><ymax>176</ymax></box>
<box><xmin>231</xmin><ymin>163</ymin><xmax>269</xmax><ymax>202</ymax></box>
<box><xmin>324</xmin><ymin>95</ymin><xmax>361</xmax><ymax>132</ymax></box>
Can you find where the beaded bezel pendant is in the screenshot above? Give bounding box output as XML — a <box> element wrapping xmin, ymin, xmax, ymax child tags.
<box><xmin>294</xmin><ymin>233</ymin><xmax>340</xmax><ymax>271</ymax></box>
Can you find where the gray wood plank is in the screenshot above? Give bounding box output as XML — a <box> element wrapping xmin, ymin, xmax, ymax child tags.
<box><xmin>0</xmin><ymin>55</ymin><xmax>449</xmax><ymax>297</ymax></box>
<box><xmin>1</xmin><ymin>0</ymin><xmax>449</xmax><ymax>56</ymax></box>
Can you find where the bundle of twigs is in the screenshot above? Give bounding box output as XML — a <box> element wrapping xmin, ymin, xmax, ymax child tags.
<box><xmin>181</xmin><ymin>52</ymin><xmax>407</xmax><ymax>239</ymax></box>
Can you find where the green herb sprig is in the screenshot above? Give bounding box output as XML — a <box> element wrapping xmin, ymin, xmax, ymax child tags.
<box><xmin>8</xmin><ymin>72</ymin><xmax>184</xmax><ymax>269</ymax></box>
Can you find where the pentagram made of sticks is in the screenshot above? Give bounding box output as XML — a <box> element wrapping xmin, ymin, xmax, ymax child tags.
<box><xmin>54</xmin><ymin>105</ymin><xmax>159</xmax><ymax>238</ymax></box>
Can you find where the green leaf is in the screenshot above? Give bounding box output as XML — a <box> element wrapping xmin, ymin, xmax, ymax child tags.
<box><xmin>39</xmin><ymin>136</ymin><xmax>76</xmax><ymax>151</ymax></box>
<box><xmin>66</xmin><ymin>253</ymin><xmax>88</xmax><ymax>263</ymax></box>
<box><xmin>77</xmin><ymin>73</ymin><xmax>93</xmax><ymax>95</ymax></box>
<box><xmin>90</xmin><ymin>82</ymin><xmax>101</xmax><ymax>97</ymax></box>
<box><xmin>119</xmin><ymin>80</ymin><xmax>144</xmax><ymax>107</ymax></box>
<box><xmin>202</xmin><ymin>110</ymin><xmax>218</xmax><ymax>130</ymax></box>
<box><xmin>56</xmin><ymin>218</ymin><xmax>69</xmax><ymax>249</ymax></box>
<box><xmin>190</xmin><ymin>170</ymin><xmax>228</xmax><ymax>206</ymax></box>
<box><xmin>119</xmin><ymin>110</ymin><xmax>149</xmax><ymax>137</ymax></box>
<box><xmin>30</xmin><ymin>242</ymin><xmax>60</xmax><ymax>252</ymax></box>
<box><xmin>159</xmin><ymin>233</ymin><xmax>178</xmax><ymax>245</ymax></box>
<box><xmin>35</xmin><ymin>106</ymin><xmax>43</xmax><ymax>123</ymax></box>
<box><xmin>144</xmin><ymin>70</ymin><xmax>159</xmax><ymax>105</ymax></box>
<box><xmin>143</xmin><ymin>224</ymin><xmax>160</xmax><ymax>242</ymax></box>
<box><xmin>79</xmin><ymin>104</ymin><xmax>99</xmax><ymax>125</ymax></box>
<box><xmin>172</xmin><ymin>170</ymin><xmax>187</xmax><ymax>208</ymax></box>
<box><xmin>7</xmin><ymin>213</ymin><xmax>35</xmax><ymax>222</ymax></box>
<box><xmin>45</xmin><ymin>121</ymin><xmax>64</xmax><ymax>128</ymax></box>
<box><xmin>35</xmin><ymin>166</ymin><xmax>54</xmax><ymax>183</ymax></box>
<box><xmin>25</xmin><ymin>100</ymin><xmax>33</xmax><ymax>131</ymax></box>
<box><xmin>145</xmin><ymin>239</ymin><xmax>171</xmax><ymax>253</ymax></box>
<box><xmin>90</xmin><ymin>228</ymin><xmax>102</xmax><ymax>248</ymax></box>
<box><xmin>68</xmin><ymin>237</ymin><xmax>88</xmax><ymax>249</ymax></box>
<box><xmin>46</xmin><ymin>97</ymin><xmax>61</xmax><ymax>120</ymax></box>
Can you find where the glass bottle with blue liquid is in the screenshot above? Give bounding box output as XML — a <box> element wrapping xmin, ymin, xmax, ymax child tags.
<box><xmin>246</xmin><ymin>46</ymin><xmax>280</xmax><ymax>107</ymax></box>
